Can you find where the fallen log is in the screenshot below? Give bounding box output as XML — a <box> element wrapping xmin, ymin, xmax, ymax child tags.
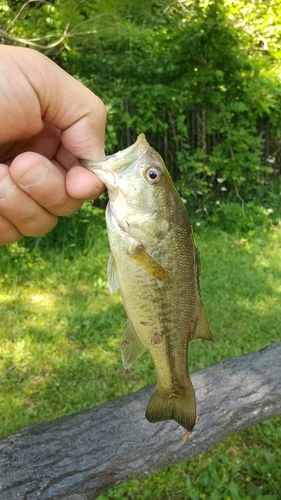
<box><xmin>0</xmin><ymin>342</ymin><xmax>280</xmax><ymax>500</ymax></box>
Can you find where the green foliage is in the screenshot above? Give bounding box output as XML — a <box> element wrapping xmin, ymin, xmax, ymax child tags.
<box><xmin>69</xmin><ymin>1</ymin><xmax>281</xmax><ymax>217</ymax></box>
<box><xmin>209</xmin><ymin>202</ymin><xmax>275</xmax><ymax>233</ymax></box>
<box><xmin>1</xmin><ymin>0</ymin><xmax>281</xmax><ymax>217</ymax></box>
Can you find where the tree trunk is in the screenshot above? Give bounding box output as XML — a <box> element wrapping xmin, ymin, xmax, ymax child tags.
<box><xmin>1</xmin><ymin>343</ymin><xmax>280</xmax><ymax>500</ymax></box>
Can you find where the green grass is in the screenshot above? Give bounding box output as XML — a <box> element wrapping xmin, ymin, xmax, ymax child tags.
<box><xmin>0</xmin><ymin>205</ymin><xmax>280</xmax><ymax>499</ymax></box>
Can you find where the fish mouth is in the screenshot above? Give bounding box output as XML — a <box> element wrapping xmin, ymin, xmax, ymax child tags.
<box><xmin>89</xmin><ymin>160</ymin><xmax>140</xmax><ymax>192</ymax></box>
<box><xmin>104</xmin><ymin>134</ymin><xmax>147</xmax><ymax>172</ymax></box>
<box><xmin>79</xmin><ymin>133</ymin><xmax>148</xmax><ymax>177</ymax></box>
<box><xmin>90</xmin><ymin>168</ymin><xmax>118</xmax><ymax>191</ymax></box>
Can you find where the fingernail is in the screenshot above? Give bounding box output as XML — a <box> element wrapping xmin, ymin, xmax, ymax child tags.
<box><xmin>0</xmin><ymin>175</ymin><xmax>17</xmax><ymax>201</ymax></box>
<box><xmin>19</xmin><ymin>165</ymin><xmax>48</xmax><ymax>188</ymax></box>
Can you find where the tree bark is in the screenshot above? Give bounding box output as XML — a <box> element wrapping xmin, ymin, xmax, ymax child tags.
<box><xmin>0</xmin><ymin>343</ymin><xmax>280</xmax><ymax>500</ymax></box>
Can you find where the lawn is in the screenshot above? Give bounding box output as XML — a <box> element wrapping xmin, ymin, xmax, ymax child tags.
<box><xmin>0</xmin><ymin>204</ymin><xmax>280</xmax><ymax>499</ymax></box>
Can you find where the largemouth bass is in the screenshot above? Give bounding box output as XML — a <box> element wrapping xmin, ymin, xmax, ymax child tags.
<box><xmin>80</xmin><ymin>134</ymin><xmax>212</xmax><ymax>432</ymax></box>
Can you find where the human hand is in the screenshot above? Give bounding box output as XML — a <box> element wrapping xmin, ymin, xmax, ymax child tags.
<box><xmin>0</xmin><ymin>45</ymin><xmax>106</xmax><ymax>245</ymax></box>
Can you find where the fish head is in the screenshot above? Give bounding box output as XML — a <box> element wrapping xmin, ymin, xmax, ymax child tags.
<box><xmin>79</xmin><ymin>134</ymin><xmax>180</xmax><ymax>246</ymax></box>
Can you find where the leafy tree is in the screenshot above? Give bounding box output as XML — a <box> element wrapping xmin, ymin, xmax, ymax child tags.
<box><xmin>1</xmin><ymin>0</ymin><xmax>281</xmax><ymax>221</ymax></box>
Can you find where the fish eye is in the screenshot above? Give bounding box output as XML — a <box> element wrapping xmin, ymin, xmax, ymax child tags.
<box><xmin>145</xmin><ymin>167</ymin><xmax>163</xmax><ymax>184</ymax></box>
<box><xmin>149</xmin><ymin>169</ymin><xmax>158</xmax><ymax>179</ymax></box>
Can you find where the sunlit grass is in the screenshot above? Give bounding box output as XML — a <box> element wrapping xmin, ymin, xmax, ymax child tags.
<box><xmin>0</xmin><ymin>206</ymin><xmax>280</xmax><ymax>498</ymax></box>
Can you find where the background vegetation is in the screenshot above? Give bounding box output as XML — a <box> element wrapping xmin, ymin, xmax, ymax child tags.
<box><xmin>0</xmin><ymin>0</ymin><xmax>281</xmax><ymax>498</ymax></box>
<box><xmin>1</xmin><ymin>0</ymin><xmax>281</xmax><ymax>219</ymax></box>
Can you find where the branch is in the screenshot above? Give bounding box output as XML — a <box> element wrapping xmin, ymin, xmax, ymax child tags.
<box><xmin>0</xmin><ymin>0</ymin><xmax>113</xmax><ymax>55</ymax></box>
<box><xmin>0</xmin><ymin>343</ymin><xmax>280</xmax><ymax>500</ymax></box>
<box><xmin>5</xmin><ymin>0</ymin><xmax>49</xmax><ymax>32</ymax></box>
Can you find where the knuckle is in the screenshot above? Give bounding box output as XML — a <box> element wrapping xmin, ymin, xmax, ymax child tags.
<box><xmin>45</xmin><ymin>195</ymin><xmax>82</xmax><ymax>216</ymax></box>
<box><xmin>21</xmin><ymin>212</ymin><xmax>58</xmax><ymax>237</ymax></box>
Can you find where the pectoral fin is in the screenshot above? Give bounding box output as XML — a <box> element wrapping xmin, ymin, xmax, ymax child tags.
<box><xmin>194</xmin><ymin>301</ymin><xmax>213</xmax><ymax>341</ymax></box>
<box><xmin>107</xmin><ymin>253</ymin><xmax>119</xmax><ymax>293</ymax></box>
<box><xmin>121</xmin><ymin>319</ymin><xmax>147</xmax><ymax>369</ymax></box>
<box><xmin>129</xmin><ymin>245</ymin><xmax>171</xmax><ymax>282</ymax></box>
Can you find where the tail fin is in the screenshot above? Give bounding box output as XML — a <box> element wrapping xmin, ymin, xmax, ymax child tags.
<box><xmin>145</xmin><ymin>381</ymin><xmax>196</xmax><ymax>432</ymax></box>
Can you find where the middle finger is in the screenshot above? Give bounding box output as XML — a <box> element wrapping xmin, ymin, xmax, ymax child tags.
<box><xmin>10</xmin><ymin>152</ymin><xmax>84</xmax><ymax>216</ymax></box>
<box><xmin>0</xmin><ymin>167</ymin><xmax>58</xmax><ymax>237</ymax></box>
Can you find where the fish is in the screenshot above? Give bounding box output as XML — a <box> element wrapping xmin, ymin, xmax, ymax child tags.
<box><xmin>79</xmin><ymin>134</ymin><xmax>212</xmax><ymax>432</ymax></box>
